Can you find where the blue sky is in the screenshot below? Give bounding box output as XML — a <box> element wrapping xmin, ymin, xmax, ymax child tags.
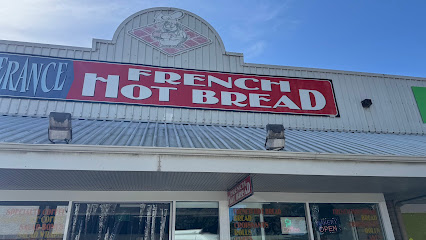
<box><xmin>1</xmin><ymin>0</ymin><xmax>425</xmax><ymax>77</ymax></box>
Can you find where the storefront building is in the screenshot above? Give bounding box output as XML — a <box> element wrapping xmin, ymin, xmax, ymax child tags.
<box><xmin>0</xmin><ymin>7</ymin><xmax>425</xmax><ymax>240</ymax></box>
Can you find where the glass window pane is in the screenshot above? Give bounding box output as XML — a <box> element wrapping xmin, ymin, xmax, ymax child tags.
<box><xmin>0</xmin><ymin>202</ymin><xmax>68</xmax><ymax>240</ymax></box>
<box><xmin>310</xmin><ymin>203</ymin><xmax>386</xmax><ymax>240</ymax></box>
<box><xmin>230</xmin><ymin>202</ymin><xmax>309</xmax><ymax>240</ymax></box>
<box><xmin>68</xmin><ymin>202</ymin><xmax>170</xmax><ymax>240</ymax></box>
<box><xmin>175</xmin><ymin>202</ymin><xmax>219</xmax><ymax>240</ymax></box>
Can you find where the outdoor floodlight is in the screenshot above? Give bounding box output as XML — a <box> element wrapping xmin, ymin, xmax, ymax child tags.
<box><xmin>48</xmin><ymin>112</ymin><xmax>72</xmax><ymax>144</ymax></box>
<box><xmin>265</xmin><ymin>124</ymin><xmax>285</xmax><ymax>151</ymax></box>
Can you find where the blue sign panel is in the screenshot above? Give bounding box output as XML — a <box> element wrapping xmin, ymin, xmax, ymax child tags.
<box><xmin>0</xmin><ymin>54</ymin><xmax>74</xmax><ymax>99</ymax></box>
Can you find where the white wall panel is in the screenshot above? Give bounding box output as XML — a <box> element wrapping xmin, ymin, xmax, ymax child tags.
<box><xmin>0</xmin><ymin>7</ymin><xmax>425</xmax><ymax>134</ymax></box>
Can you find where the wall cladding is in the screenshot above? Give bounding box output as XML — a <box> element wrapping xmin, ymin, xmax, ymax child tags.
<box><xmin>0</xmin><ymin>7</ymin><xmax>425</xmax><ymax>135</ymax></box>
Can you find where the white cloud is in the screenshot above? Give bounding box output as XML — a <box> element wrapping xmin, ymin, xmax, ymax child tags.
<box><xmin>0</xmin><ymin>0</ymin><xmax>172</xmax><ymax>46</ymax></box>
<box><xmin>227</xmin><ymin>2</ymin><xmax>289</xmax><ymax>41</ymax></box>
<box><xmin>244</xmin><ymin>41</ymin><xmax>266</xmax><ymax>60</ymax></box>
<box><xmin>213</xmin><ymin>0</ymin><xmax>297</xmax><ymax>61</ymax></box>
<box><xmin>0</xmin><ymin>0</ymin><xmax>296</xmax><ymax>63</ymax></box>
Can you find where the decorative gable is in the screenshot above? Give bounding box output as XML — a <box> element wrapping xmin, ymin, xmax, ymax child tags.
<box><xmin>128</xmin><ymin>11</ymin><xmax>212</xmax><ymax>56</ymax></box>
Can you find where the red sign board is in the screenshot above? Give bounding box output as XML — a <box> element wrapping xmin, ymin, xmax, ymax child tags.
<box><xmin>228</xmin><ymin>175</ymin><xmax>253</xmax><ymax>207</ymax></box>
<box><xmin>0</xmin><ymin>53</ymin><xmax>338</xmax><ymax>116</ymax></box>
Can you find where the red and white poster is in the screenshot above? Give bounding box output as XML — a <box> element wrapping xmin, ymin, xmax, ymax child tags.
<box><xmin>228</xmin><ymin>175</ymin><xmax>253</xmax><ymax>207</ymax></box>
<box><xmin>0</xmin><ymin>53</ymin><xmax>339</xmax><ymax>116</ymax></box>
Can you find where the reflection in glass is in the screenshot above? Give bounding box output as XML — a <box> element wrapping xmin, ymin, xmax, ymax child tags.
<box><xmin>230</xmin><ymin>202</ymin><xmax>309</xmax><ymax>240</ymax></box>
<box><xmin>68</xmin><ymin>202</ymin><xmax>170</xmax><ymax>240</ymax></box>
<box><xmin>310</xmin><ymin>203</ymin><xmax>385</xmax><ymax>240</ymax></box>
<box><xmin>175</xmin><ymin>202</ymin><xmax>219</xmax><ymax>240</ymax></box>
<box><xmin>0</xmin><ymin>202</ymin><xmax>68</xmax><ymax>240</ymax></box>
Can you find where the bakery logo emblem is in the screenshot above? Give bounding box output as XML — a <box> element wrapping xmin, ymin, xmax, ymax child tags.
<box><xmin>128</xmin><ymin>11</ymin><xmax>212</xmax><ymax>56</ymax></box>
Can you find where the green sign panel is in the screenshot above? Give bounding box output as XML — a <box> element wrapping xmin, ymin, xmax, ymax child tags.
<box><xmin>412</xmin><ymin>87</ymin><xmax>426</xmax><ymax>123</ymax></box>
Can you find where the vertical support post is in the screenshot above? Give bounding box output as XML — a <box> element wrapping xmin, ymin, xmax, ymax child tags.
<box><xmin>219</xmin><ymin>200</ymin><xmax>230</xmax><ymax>240</ymax></box>
<box><xmin>305</xmin><ymin>203</ymin><xmax>315</xmax><ymax>240</ymax></box>
<box><xmin>259</xmin><ymin>211</ymin><xmax>266</xmax><ymax>240</ymax></box>
<box><xmin>378</xmin><ymin>201</ymin><xmax>396</xmax><ymax>240</ymax></box>
<box><xmin>171</xmin><ymin>201</ymin><xmax>176</xmax><ymax>240</ymax></box>
<box><xmin>394</xmin><ymin>203</ymin><xmax>409</xmax><ymax>240</ymax></box>
<box><xmin>62</xmin><ymin>201</ymin><xmax>73</xmax><ymax>240</ymax></box>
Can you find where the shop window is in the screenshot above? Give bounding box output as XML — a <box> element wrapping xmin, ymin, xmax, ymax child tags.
<box><xmin>402</xmin><ymin>212</ymin><xmax>426</xmax><ymax>240</ymax></box>
<box><xmin>230</xmin><ymin>202</ymin><xmax>309</xmax><ymax>240</ymax></box>
<box><xmin>175</xmin><ymin>202</ymin><xmax>219</xmax><ymax>240</ymax></box>
<box><xmin>68</xmin><ymin>202</ymin><xmax>170</xmax><ymax>240</ymax></box>
<box><xmin>0</xmin><ymin>202</ymin><xmax>68</xmax><ymax>240</ymax></box>
<box><xmin>309</xmin><ymin>203</ymin><xmax>385</xmax><ymax>240</ymax></box>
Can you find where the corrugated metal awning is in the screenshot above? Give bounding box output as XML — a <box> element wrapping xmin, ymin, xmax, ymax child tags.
<box><xmin>0</xmin><ymin>115</ymin><xmax>425</xmax><ymax>156</ymax></box>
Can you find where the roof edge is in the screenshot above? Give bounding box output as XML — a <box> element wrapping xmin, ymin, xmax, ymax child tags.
<box><xmin>1</xmin><ymin>38</ymin><xmax>425</xmax><ymax>80</ymax></box>
<box><xmin>0</xmin><ymin>143</ymin><xmax>425</xmax><ymax>164</ymax></box>
<box><xmin>242</xmin><ymin>62</ymin><xmax>426</xmax><ymax>81</ymax></box>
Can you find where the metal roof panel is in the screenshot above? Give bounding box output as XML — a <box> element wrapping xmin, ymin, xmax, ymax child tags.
<box><xmin>0</xmin><ymin>115</ymin><xmax>425</xmax><ymax>156</ymax></box>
